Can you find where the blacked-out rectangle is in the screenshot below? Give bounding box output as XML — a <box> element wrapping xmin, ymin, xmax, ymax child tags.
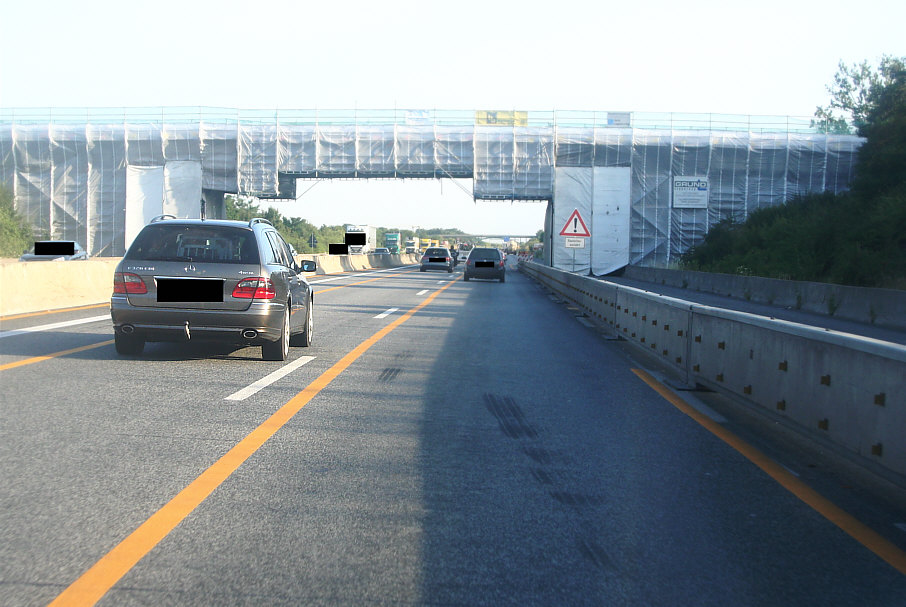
<box><xmin>329</xmin><ymin>243</ymin><xmax>349</xmax><ymax>255</ymax></box>
<box><xmin>34</xmin><ymin>241</ymin><xmax>75</xmax><ymax>255</ymax></box>
<box><xmin>344</xmin><ymin>233</ymin><xmax>366</xmax><ymax>246</ymax></box>
<box><xmin>476</xmin><ymin>261</ymin><xmax>495</xmax><ymax>268</ymax></box>
<box><xmin>157</xmin><ymin>279</ymin><xmax>223</xmax><ymax>302</ymax></box>
<box><xmin>429</xmin><ymin>257</ymin><xmax>446</xmax><ymax>262</ymax></box>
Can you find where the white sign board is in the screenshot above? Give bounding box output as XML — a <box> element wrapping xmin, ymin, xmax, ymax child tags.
<box><xmin>673</xmin><ymin>176</ymin><xmax>709</xmax><ymax>209</ymax></box>
<box><xmin>564</xmin><ymin>237</ymin><xmax>586</xmax><ymax>248</ymax></box>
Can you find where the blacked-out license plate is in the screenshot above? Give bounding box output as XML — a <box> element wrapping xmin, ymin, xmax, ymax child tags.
<box><xmin>157</xmin><ymin>279</ymin><xmax>223</xmax><ymax>302</ymax></box>
<box><xmin>476</xmin><ymin>261</ymin><xmax>495</xmax><ymax>268</ymax></box>
<box><xmin>429</xmin><ymin>257</ymin><xmax>446</xmax><ymax>262</ymax></box>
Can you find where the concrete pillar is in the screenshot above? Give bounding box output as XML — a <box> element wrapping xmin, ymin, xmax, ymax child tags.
<box><xmin>202</xmin><ymin>190</ymin><xmax>226</xmax><ymax>219</ymax></box>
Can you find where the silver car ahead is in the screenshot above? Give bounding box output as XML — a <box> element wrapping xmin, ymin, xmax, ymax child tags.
<box><xmin>111</xmin><ymin>216</ymin><xmax>316</xmax><ymax>361</ymax></box>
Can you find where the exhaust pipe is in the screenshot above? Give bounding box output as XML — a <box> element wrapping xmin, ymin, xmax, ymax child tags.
<box><xmin>121</xmin><ymin>324</ymin><xmax>135</xmax><ymax>334</ymax></box>
<box><xmin>242</xmin><ymin>329</ymin><xmax>258</xmax><ymax>339</ymax></box>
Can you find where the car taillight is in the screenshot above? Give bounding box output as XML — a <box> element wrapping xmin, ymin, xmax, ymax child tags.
<box><xmin>499</xmin><ymin>259</ymin><xmax>505</xmax><ymax>267</ymax></box>
<box><xmin>232</xmin><ymin>277</ymin><xmax>276</xmax><ymax>299</ymax></box>
<box><xmin>113</xmin><ymin>272</ymin><xmax>147</xmax><ymax>294</ymax></box>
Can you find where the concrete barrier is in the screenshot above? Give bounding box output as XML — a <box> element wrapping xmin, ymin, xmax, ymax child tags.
<box><xmin>621</xmin><ymin>266</ymin><xmax>906</xmax><ymax>332</ymax></box>
<box><xmin>0</xmin><ymin>254</ymin><xmax>420</xmax><ymax>318</ymax></box>
<box><xmin>0</xmin><ymin>258</ymin><xmax>121</xmax><ymax>317</ymax></box>
<box><xmin>521</xmin><ymin>260</ymin><xmax>906</xmax><ymax>484</ymax></box>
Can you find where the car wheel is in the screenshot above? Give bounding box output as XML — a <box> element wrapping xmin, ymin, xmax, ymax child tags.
<box><xmin>291</xmin><ymin>299</ymin><xmax>313</xmax><ymax>347</ymax></box>
<box><xmin>500</xmin><ymin>274</ymin><xmax>506</xmax><ymax>283</ymax></box>
<box><xmin>262</xmin><ymin>305</ymin><xmax>290</xmax><ymax>361</ymax></box>
<box><xmin>447</xmin><ymin>267</ymin><xmax>453</xmax><ymax>273</ymax></box>
<box><xmin>420</xmin><ymin>267</ymin><xmax>426</xmax><ymax>272</ymax></box>
<box><xmin>114</xmin><ymin>332</ymin><xmax>145</xmax><ymax>356</ymax></box>
<box><xmin>463</xmin><ymin>274</ymin><xmax>469</xmax><ymax>281</ymax></box>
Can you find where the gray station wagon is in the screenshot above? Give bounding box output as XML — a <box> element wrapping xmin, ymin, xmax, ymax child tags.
<box><xmin>111</xmin><ymin>216</ymin><xmax>316</xmax><ymax>360</ymax></box>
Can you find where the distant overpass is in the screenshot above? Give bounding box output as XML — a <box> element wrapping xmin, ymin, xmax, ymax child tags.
<box><xmin>1</xmin><ymin>107</ymin><xmax>863</xmax><ymax>272</ymax></box>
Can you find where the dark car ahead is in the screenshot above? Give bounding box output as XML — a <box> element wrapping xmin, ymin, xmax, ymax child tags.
<box><xmin>19</xmin><ymin>240</ymin><xmax>88</xmax><ymax>261</ymax></box>
<box><xmin>420</xmin><ymin>247</ymin><xmax>454</xmax><ymax>273</ymax></box>
<box><xmin>463</xmin><ymin>247</ymin><xmax>505</xmax><ymax>282</ymax></box>
<box><xmin>111</xmin><ymin>216</ymin><xmax>316</xmax><ymax>361</ymax></box>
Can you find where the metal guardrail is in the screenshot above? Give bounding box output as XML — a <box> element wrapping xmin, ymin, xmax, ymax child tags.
<box><xmin>519</xmin><ymin>260</ymin><xmax>906</xmax><ymax>484</ymax></box>
<box><xmin>0</xmin><ymin>107</ymin><xmax>849</xmax><ymax>134</ymax></box>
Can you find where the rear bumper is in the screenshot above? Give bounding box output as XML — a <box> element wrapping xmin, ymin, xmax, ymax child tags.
<box><xmin>465</xmin><ymin>267</ymin><xmax>505</xmax><ymax>279</ymax></box>
<box><xmin>110</xmin><ymin>296</ymin><xmax>285</xmax><ymax>343</ymax></box>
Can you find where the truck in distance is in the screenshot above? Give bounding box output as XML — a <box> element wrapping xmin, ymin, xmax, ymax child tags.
<box><xmin>344</xmin><ymin>225</ymin><xmax>377</xmax><ymax>254</ymax></box>
<box><xmin>384</xmin><ymin>232</ymin><xmax>401</xmax><ymax>254</ymax></box>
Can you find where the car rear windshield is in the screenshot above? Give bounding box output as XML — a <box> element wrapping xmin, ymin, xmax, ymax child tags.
<box><xmin>125</xmin><ymin>225</ymin><xmax>260</xmax><ymax>264</ymax></box>
<box><xmin>470</xmin><ymin>248</ymin><xmax>500</xmax><ymax>260</ymax></box>
<box><xmin>425</xmin><ymin>248</ymin><xmax>448</xmax><ymax>256</ymax></box>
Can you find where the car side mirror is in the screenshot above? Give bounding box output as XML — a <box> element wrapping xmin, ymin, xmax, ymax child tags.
<box><xmin>299</xmin><ymin>260</ymin><xmax>317</xmax><ymax>273</ymax></box>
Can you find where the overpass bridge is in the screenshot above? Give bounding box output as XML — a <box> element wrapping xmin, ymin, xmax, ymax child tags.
<box><xmin>0</xmin><ymin>108</ymin><xmax>863</xmax><ymax>272</ymax></box>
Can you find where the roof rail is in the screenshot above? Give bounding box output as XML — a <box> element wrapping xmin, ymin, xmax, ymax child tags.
<box><xmin>150</xmin><ymin>214</ymin><xmax>177</xmax><ymax>223</ymax></box>
<box><xmin>249</xmin><ymin>217</ymin><xmax>274</xmax><ymax>228</ymax></box>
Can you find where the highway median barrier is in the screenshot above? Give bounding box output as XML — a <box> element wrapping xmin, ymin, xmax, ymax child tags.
<box><xmin>519</xmin><ymin>259</ymin><xmax>906</xmax><ymax>486</ymax></box>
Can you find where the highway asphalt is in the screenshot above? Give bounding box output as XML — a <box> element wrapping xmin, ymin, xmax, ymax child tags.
<box><xmin>1</xmin><ymin>260</ymin><xmax>905</xmax><ymax>605</ymax></box>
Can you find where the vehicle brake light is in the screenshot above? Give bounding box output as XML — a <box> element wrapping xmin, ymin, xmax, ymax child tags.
<box><xmin>232</xmin><ymin>277</ymin><xmax>276</xmax><ymax>299</ymax></box>
<box><xmin>113</xmin><ymin>272</ymin><xmax>147</xmax><ymax>294</ymax></box>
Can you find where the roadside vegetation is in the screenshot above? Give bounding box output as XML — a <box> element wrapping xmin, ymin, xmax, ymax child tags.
<box><xmin>0</xmin><ymin>185</ymin><xmax>36</xmax><ymax>257</ymax></box>
<box><xmin>682</xmin><ymin>56</ymin><xmax>906</xmax><ymax>289</ymax></box>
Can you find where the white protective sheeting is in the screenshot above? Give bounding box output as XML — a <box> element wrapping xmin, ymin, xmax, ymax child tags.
<box><xmin>317</xmin><ymin>126</ymin><xmax>356</xmax><ymax>175</ymax></box>
<box><xmin>49</xmin><ymin>125</ymin><xmax>89</xmax><ymax>244</ymax></box>
<box><xmin>630</xmin><ymin>130</ymin><xmax>671</xmax><ymax>266</ymax></box>
<box><xmin>395</xmin><ymin>126</ymin><xmax>435</xmax><ymax>176</ymax></box>
<box><xmin>0</xmin><ymin>115</ymin><xmax>868</xmax><ymax>265</ymax></box>
<box><xmin>356</xmin><ymin>126</ymin><xmax>395</xmax><ymax>176</ymax></box>
<box><xmin>278</xmin><ymin>125</ymin><xmax>317</xmax><ymax>176</ymax></box>
<box><xmin>591</xmin><ymin>167</ymin><xmax>631</xmax><ymax>275</ymax></box>
<box><xmin>670</xmin><ymin>132</ymin><xmax>711</xmax><ymax>259</ymax></box>
<box><xmin>238</xmin><ymin>124</ymin><xmax>278</xmax><ymax>196</ymax></box>
<box><xmin>552</xmin><ymin>167</ymin><xmax>592</xmax><ymax>273</ymax></box>
<box><xmin>201</xmin><ymin>123</ymin><xmax>238</xmax><ymax>190</ymax></box>
<box><xmin>86</xmin><ymin>124</ymin><xmax>126</xmax><ymax>256</ymax></box>
<box><xmin>514</xmin><ymin>128</ymin><xmax>554</xmax><ymax>199</ymax></box>
<box><xmin>163</xmin><ymin>161</ymin><xmax>202</xmax><ymax>218</ymax></box>
<box><xmin>434</xmin><ymin>126</ymin><xmax>473</xmax><ymax>177</ymax></box>
<box><xmin>125</xmin><ymin>166</ymin><xmax>164</xmax><ymax>250</ymax></box>
<box><xmin>473</xmin><ymin>126</ymin><xmax>515</xmax><ymax>198</ymax></box>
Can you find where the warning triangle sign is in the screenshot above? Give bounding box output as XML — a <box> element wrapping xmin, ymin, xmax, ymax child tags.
<box><xmin>559</xmin><ymin>209</ymin><xmax>591</xmax><ymax>237</ymax></box>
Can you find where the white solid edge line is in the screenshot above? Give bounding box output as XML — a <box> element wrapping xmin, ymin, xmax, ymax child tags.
<box><xmin>416</xmin><ymin>290</ymin><xmax>429</xmax><ymax>295</ymax></box>
<box><xmin>0</xmin><ymin>314</ymin><xmax>111</xmax><ymax>339</ymax></box>
<box><xmin>374</xmin><ymin>308</ymin><xmax>399</xmax><ymax>319</ymax></box>
<box><xmin>225</xmin><ymin>356</ymin><xmax>316</xmax><ymax>401</ymax></box>
<box><xmin>309</xmin><ymin>265</ymin><xmax>417</xmax><ymax>284</ymax></box>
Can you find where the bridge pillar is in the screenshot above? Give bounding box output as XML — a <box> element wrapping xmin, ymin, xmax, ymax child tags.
<box><xmin>202</xmin><ymin>190</ymin><xmax>225</xmax><ymax>219</ymax></box>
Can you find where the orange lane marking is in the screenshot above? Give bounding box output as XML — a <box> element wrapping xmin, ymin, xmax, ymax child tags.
<box><xmin>0</xmin><ymin>340</ymin><xmax>115</xmax><ymax>372</ymax></box>
<box><xmin>49</xmin><ymin>277</ymin><xmax>459</xmax><ymax>606</ymax></box>
<box><xmin>631</xmin><ymin>367</ymin><xmax>906</xmax><ymax>577</ymax></box>
<box><xmin>0</xmin><ymin>303</ymin><xmax>110</xmax><ymax>322</ymax></box>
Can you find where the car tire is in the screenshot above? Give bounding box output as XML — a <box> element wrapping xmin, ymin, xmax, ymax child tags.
<box><xmin>114</xmin><ymin>332</ymin><xmax>145</xmax><ymax>356</ymax></box>
<box><xmin>291</xmin><ymin>299</ymin><xmax>313</xmax><ymax>347</ymax></box>
<box><xmin>463</xmin><ymin>274</ymin><xmax>469</xmax><ymax>281</ymax></box>
<box><xmin>262</xmin><ymin>305</ymin><xmax>290</xmax><ymax>361</ymax></box>
<box><xmin>500</xmin><ymin>274</ymin><xmax>506</xmax><ymax>283</ymax></box>
<box><xmin>447</xmin><ymin>267</ymin><xmax>452</xmax><ymax>273</ymax></box>
<box><xmin>420</xmin><ymin>267</ymin><xmax>426</xmax><ymax>272</ymax></box>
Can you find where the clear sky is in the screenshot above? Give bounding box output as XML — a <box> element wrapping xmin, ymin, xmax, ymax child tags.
<box><xmin>2</xmin><ymin>0</ymin><xmax>904</xmax><ymax>233</ymax></box>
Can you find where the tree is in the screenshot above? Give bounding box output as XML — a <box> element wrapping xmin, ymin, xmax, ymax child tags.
<box><xmin>814</xmin><ymin>55</ymin><xmax>906</xmax><ymax>134</ymax></box>
<box><xmin>0</xmin><ymin>185</ymin><xmax>35</xmax><ymax>257</ymax></box>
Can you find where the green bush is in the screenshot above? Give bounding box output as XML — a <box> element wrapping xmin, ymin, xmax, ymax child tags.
<box><xmin>0</xmin><ymin>185</ymin><xmax>35</xmax><ymax>257</ymax></box>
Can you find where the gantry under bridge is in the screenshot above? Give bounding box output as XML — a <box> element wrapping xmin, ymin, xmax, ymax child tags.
<box><xmin>0</xmin><ymin>108</ymin><xmax>863</xmax><ymax>272</ymax></box>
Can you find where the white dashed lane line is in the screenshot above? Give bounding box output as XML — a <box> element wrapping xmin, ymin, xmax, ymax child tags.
<box><xmin>224</xmin><ymin>356</ymin><xmax>316</xmax><ymax>401</ymax></box>
<box><xmin>0</xmin><ymin>315</ymin><xmax>110</xmax><ymax>339</ymax></box>
<box><xmin>373</xmin><ymin>308</ymin><xmax>399</xmax><ymax>319</ymax></box>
